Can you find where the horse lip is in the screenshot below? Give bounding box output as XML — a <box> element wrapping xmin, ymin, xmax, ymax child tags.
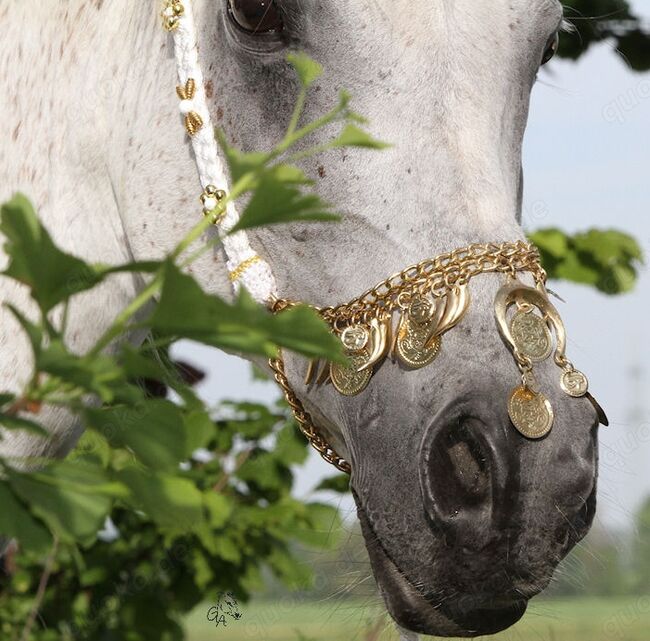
<box><xmin>354</xmin><ymin>497</ymin><xmax>529</xmax><ymax>636</ymax></box>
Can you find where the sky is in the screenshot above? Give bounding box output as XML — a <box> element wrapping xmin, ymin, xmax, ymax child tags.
<box><xmin>175</xmin><ymin>4</ymin><xmax>650</xmax><ymax>533</ymax></box>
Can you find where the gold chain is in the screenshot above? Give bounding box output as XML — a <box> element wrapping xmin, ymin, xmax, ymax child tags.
<box><xmin>269</xmin><ymin>241</ymin><xmax>546</xmax><ymax>474</ymax></box>
<box><xmin>269</xmin><ymin>357</ymin><xmax>352</xmax><ymax>474</ymax></box>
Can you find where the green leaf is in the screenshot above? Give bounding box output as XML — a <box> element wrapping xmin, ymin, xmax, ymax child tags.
<box><xmin>237</xmin><ymin>451</ymin><xmax>290</xmax><ymax>492</ymax></box>
<box><xmin>267</xmin><ymin>545</ymin><xmax>313</xmax><ymax>589</ymax></box>
<box><xmin>530</xmin><ymin>227</ymin><xmax>644</xmax><ymax>295</ymax></box>
<box><xmin>230</xmin><ymin>170</ymin><xmax>339</xmax><ymax>234</ymax></box>
<box><xmin>203</xmin><ymin>492</ymin><xmax>233</xmax><ymax>528</ymax></box>
<box><xmin>38</xmin><ymin>340</ymin><xmax>139</xmax><ymax>404</ymax></box>
<box><xmin>5</xmin><ymin>304</ymin><xmax>43</xmax><ymax>355</ymax></box>
<box><xmin>85</xmin><ymin>400</ymin><xmax>191</xmax><ymax>471</ymax></box>
<box><xmin>292</xmin><ymin>502</ymin><xmax>342</xmax><ymax>550</ymax></box>
<box><xmin>0</xmin><ymin>194</ymin><xmax>103</xmax><ymax>312</ymax></box>
<box><xmin>116</xmin><ymin>467</ymin><xmax>204</xmax><ymax>533</ymax></box>
<box><xmin>554</xmin><ymin>250</ymin><xmax>600</xmax><ymax>286</ymax></box>
<box><xmin>150</xmin><ymin>262</ymin><xmax>343</xmax><ymax>361</ymax></box>
<box><xmin>185</xmin><ymin>410</ymin><xmax>215</xmax><ymax>453</ymax></box>
<box><xmin>287</xmin><ymin>52</ymin><xmax>323</xmax><ymax>88</ymax></box>
<box><xmin>267</xmin><ymin>304</ymin><xmax>344</xmax><ymax>361</ymax></box>
<box><xmin>0</xmin><ymin>412</ymin><xmax>48</xmax><ymax>437</ymax></box>
<box><xmin>0</xmin><ymin>393</ymin><xmax>15</xmax><ymax>407</ymax></box>
<box><xmin>212</xmin><ymin>536</ymin><xmax>242</xmax><ymax>563</ymax></box>
<box><xmin>314</xmin><ymin>474</ymin><xmax>350</xmax><ymax>494</ymax></box>
<box><xmin>274</xmin><ymin>423</ymin><xmax>309</xmax><ymax>466</ymax></box>
<box><xmin>529</xmin><ymin>228</ymin><xmax>570</xmax><ymax>259</ymax></box>
<box><xmin>8</xmin><ymin>463</ymin><xmax>114</xmax><ymax>545</ymax></box>
<box><xmin>216</xmin><ymin>129</ymin><xmax>271</xmax><ymax>184</ymax></box>
<box><xmin>0</xmin><ymin>483</ymin><xmax>52</xmax><ymax>553</ymax></box>
<box><xmin>331</xmin><ymin>124</ymin><xmax>390</xmax><ymax>149</ymax></box>
<box><xmin>191</xmin><ymin>548</ymin><xmax>214</xmax><ymax>589</ymax></box>
<box><xmin>221</xmin><ymin>401</ymin><xmax>279</xmax><ymax>440</ymax></box>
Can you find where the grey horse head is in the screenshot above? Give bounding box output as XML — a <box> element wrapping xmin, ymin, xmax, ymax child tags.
<box><xmin>0</xmin><ymin>0</ymin><xmax>600</xmax><ymax>637</ymax></box>
<box><xmin>204</xmin><ymin>1</ymin><xmax>600</xmax><ymax>636</ymax></box>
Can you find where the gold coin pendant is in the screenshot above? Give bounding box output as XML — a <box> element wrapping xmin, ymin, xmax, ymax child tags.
<box><xmin>396</xmin><ymin>321</ymin><xmax>442</xmax><ymax>369</ymax></box>
<box><xmin>330</xmin><ymin>349</ymin><xmax>373</xmax><ymax>396</ymax></box>
<box><xmin>561</xmin><ymin>369</ymin><xmax>589</xmax><ymax>398</ymax></box>
<box><xmin>340</xmin><ymin>325</ymin><xmax>370</xmax><ymax>352</ymax></box>
<box><xmin>508</xmin><ymin>386</ymin><xmax>554</xmax><ymax>439</ymax></box>
<box><xmin>510</xmin><ymin>310</ymin><xmax>553</xmax><ymax>362</ymax></box>
<box><xmin>408</xmin><ymin>296</ymin><xmax>435</xmax><ymax>324</ymax></box>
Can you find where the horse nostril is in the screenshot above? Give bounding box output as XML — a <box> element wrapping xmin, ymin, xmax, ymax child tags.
<box><xmin>438</xmin><ymin>419</ymin><xmax>491</xmax><ymax>507</ymax></box>
<box><xmin>421</xmin><ymin>415</ymin><xmax>504</xmax><ymax>548</ymax></box>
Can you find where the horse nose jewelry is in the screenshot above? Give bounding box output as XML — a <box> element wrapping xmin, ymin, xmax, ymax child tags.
<box><xmin>162</xmin><ymin>1</ymin><xmax>602</xmax><ymax>474</ymax></box>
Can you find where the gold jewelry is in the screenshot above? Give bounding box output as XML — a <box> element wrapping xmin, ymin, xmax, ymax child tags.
<box><xmin>162</xmin><ymin>1</ymin><xmax>185</xmax><ymax>32</ymax></box>
<box><xmin>269</xmin><ymin>356</ymin><xmax>352</xmax><ymax>474</ymax></box>
<box><xmin>270</xmin><ymin>241</ymin><xmax>558</xmax><ymax>473</ymax></box>
<box><xmin>229</xmin><ymin>255</ymin><xmax>262</xmax><ymax>282</ymax></box>
<box><xmin>184</xmin><ymin>112</ymin><xmax>203</xmax><ymax>137</ymax></box>
<box><xmin>200</xmin><ymin>185</ymin><xmax>227</xmax><ymax>224</ymax></box>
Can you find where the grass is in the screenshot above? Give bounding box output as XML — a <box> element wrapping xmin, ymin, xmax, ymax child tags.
<box><xmin>186</xmin><ymin>596</ymin><xmax>649</xmax><ymax>641</ymax></box>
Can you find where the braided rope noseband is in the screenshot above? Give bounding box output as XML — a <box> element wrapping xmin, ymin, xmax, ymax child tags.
<box><xmin>162</xmin><ymin>1</ymin><xmax>594</xmax><ymax>474</ymax></box>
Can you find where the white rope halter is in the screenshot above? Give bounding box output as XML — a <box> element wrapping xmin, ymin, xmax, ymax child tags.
<box><xmin>162</xmin><ymin>0</ymin><xmax>278</xmax><ymax>304</ymax></box>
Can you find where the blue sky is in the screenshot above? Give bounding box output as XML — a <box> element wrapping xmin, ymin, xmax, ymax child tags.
<box><xmin>176</xmin><ymin>4</ymin><xmax>650</xmax><ymax>532</ymax></box>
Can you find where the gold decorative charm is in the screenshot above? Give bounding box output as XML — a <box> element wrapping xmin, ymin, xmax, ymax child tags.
<box><xmin>200</xmin><ymin>184</ymin><xmax>227</xmax><ymax>224</ymax></box>
<box><xmin>395</xmin><ymin>305</ymin><xmax>442</xmax><ymax>369</ymax></box>
<box><xmin>175</xmin><ymin>78</ymin><xmax>203</xmax><ymax>136</ymax></box>
<box><xmin>184</xmin><ymin>111</ymin><xmax>203</xmax><ymax>136</ymax></box>
<box><xmin>359</xmin><ymin>315</ymin><xmax>391</xmax><ymax>372</ymax></box>
<box><xmin>176</xmin><ymin>78</ymin><xmax>196</xmax><ymax>101</ymax></box>
<box><xmin>510</xmin><ymin>309</ymin><xmax>552</xmax><ymax>362</ymax></box>
<box><xmin>508</xmin><ymin>385</ymin><xmax>554</xmax><ymax>439</ymax></box>
<box><xmin>341</xmin><ymin>325</ymin><xmax>370</xmax><ymax>352</ymax></box>
<box><xmin>266</xmin><ymin>242</ymin><xmax>597</xmax><ymax>473</ymax></box>
<box><xmin>162</xmin><ymin>1</ymin><xmax>185</xmax><ymax>31</ymax></box>
<box><xmin>495</xmin><ymin>277</ymin><xmax>596</xmax><ymax>438</ymax></box>
<box><xmin>560</xmin><ymin>368</ymin><xmax>589</xmax><ymax>398</ymax></box>
<box><xmin>330</xmin><ymin>350</ymin><xmax>373</xmax><ymax>396</ymax></box>
<box><xmin>433</xmin><ymin>284</ymin><xmax>471</xmax><ymax>338</ymax></box>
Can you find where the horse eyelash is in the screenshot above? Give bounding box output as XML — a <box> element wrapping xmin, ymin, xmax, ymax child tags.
<box><xmin>561</xmin><ymin>19</ymin><xmax>576</xmax><ymax>34</ymax></box>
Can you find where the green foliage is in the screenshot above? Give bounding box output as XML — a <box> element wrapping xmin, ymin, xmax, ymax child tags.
<box><xmin>0</xmin><ymin>54</ymin><xmax>367</xmax><ymax>639</ymax></box>
<box><xmin>314</xmin><ymin>474</ymin><xmax>351</xmax><ymax>494</ymax></box>
<box><xmin>530</xmin><ymin>228</ymin><xmax>643</xmax><ymax>294</ymax></box>
<box><xmin>559</xmin><ymin>0</ymin><xmax>650</xmax><ymax>71</ymax></box>
<box><xmin>0</xmin><ymin>196</ymin><xmax>103</xmax><ymax>314</ymax></box>
<box><xmin>286</xmin><ymin>52</ymin><xmax>323</xmax><ymax>88</ymax></box>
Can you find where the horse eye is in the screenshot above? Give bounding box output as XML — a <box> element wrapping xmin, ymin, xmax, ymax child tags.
<box><xmin>228</xmin><ymin>0</ymin><xmax>284</xmax><ymax>34</ymax></box>
<box><xmin>541</xmin><ymin>32</ymin><xmax>560</xmax><ymax>65</ymax></box>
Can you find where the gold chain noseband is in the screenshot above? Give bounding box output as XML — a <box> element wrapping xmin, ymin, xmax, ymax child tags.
<box><xmin>267</xmin><ymin>241</ymin><xmax>592</xmax><ymax>474</ymax></box>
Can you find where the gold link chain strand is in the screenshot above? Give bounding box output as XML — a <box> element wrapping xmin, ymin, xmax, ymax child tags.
<box><xmin>274</xmin><ymin>241</ymin><xmax>545</xmax><ymax>322</ymax></box>
<box><xmin>269</xmin><ymin>355</ymin><xmax>352</xmax><ymax>474</ymax></box>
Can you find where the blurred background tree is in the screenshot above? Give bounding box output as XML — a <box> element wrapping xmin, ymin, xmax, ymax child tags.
<box><xmin>559</xmin><ymin>0</ymin><xmax>650</xmax><ymax>71</ymax></box>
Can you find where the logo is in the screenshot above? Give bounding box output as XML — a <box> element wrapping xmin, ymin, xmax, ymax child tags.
<box><xmin>206</xmin><ymin>592</ymin><xmax>243</xmax><ymax>628</ymax></box>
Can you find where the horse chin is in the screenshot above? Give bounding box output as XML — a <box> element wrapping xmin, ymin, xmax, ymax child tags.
<box><xmin>357</xmin><ymin>506</ymin><xmax>528</xmax><ymax>638</ymax></box>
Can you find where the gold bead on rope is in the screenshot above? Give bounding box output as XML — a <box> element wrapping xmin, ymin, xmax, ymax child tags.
<box><xmin>229</xmin><ymin>256</ymin><xmax>262</xmax><ymax>283</ymax></box>
<box><xmin>161</xmin><ymin>1</ymin><xmax>185</xmax><ymax>31</ymax></box>
<box><xmin>200</xmin><ymin>185</ymin><xmax>227</xmax><ymax>225</ymax></box>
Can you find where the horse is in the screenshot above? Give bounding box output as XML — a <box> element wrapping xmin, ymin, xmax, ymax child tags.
<box><xmin>0</xmin><ymin>1</ymin><xmax>601</xmax><ymax>638</ymax></box>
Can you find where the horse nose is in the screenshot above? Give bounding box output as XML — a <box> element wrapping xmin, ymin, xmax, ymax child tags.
<box><xmin>419</xmin><ymin>409</ymin><xmax>511</xmax><ymax>551</ymax></box>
